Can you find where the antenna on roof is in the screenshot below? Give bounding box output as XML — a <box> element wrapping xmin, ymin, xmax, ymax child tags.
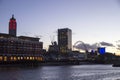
<box><xmin>12</xmin><ymin>14</ymin><xmax>14</xmax><ymax>18</ymax></box>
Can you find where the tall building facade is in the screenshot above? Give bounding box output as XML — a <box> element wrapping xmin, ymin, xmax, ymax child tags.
<box><xmin>58</xmin><ymin>28</ymin><xmax>72</xmax><ymax>53</ymax></box>
<box><xmin>9</xmin><ymin>15</ymin><xmax>17</xmax><ymax>36</ymax></box>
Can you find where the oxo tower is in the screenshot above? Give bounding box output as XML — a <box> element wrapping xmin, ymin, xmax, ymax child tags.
<box><xmin>9</xmin><ymin>15</ymin><xmax>17</xmax><ymax>36</ymax></box>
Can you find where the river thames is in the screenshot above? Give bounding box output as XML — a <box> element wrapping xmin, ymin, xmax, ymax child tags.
<box><xmin>0</xmin><ymin>64</ymin><xmax>120</xmax><ymax>80</ymax></box>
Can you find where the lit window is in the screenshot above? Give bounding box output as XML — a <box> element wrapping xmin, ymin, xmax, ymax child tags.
<box><xmin>14</xmin><ymin>57</ymin><xmax>17</xmax><ymax>61</ymax></box>
<box><xmin>24</xmin><ymin>57</ymin><xmax>26</xmax><ymax>60</ymax></box>
<box><xmin>10</xmin><ymin>56</ymin><xmax>13</xmax><ymax>61</ymax></box>
<box><xmin>30</xmin><ymin>57</ymin><xmax>32</xmax><ymax>60</ymax></box>
<box><xmin>0</xmin><ymin>56</ymin><xmax>3</xmax><ymax>61</ymax></box>
<box><xmin>18</xmin><ymin>57</ymin><xmax>20</xmax><ymax>60</ymax></box>
<box><xmin>35</xmin><ymin>57</ymin><xmax>37</xmax><ymax>60</ymax></box>
<box><xmin>33</xmin><ymin>57</ymin><xmax>35</xmax><ymax>60</ymax></box>
<box><xmin>4</xmin><ymin>56</ymin><xmax>7</xmax><ymax>61</ymax></box>
<box><xmin>21</xmin><ymin>57</ymin><xmax>23</xmax><ymax>60</ymax></box>
<box><xmin>27</xmin><ymin>57</ymin><xmax>29</xmax><ymax>60</ymax></box>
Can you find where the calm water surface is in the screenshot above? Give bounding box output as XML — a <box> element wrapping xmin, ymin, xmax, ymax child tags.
<box><xmin>0</xmin><ymin>65</ymin><xmax>120</xmax><ymax>80</ymax></box>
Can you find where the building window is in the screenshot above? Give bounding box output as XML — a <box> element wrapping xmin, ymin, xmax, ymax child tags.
<box><xmin>4</xmin><ymin>56</ymin><xmax>7</xmax><ymax>61</ymax></box>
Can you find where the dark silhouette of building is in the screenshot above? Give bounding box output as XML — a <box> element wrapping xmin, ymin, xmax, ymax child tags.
<box><xmin>48</xmin><ymin>41</ymin><xmax>59</xmax><ymax>53</ymax></box>
<box><xmin>58</xmin><ymin>28</ymin><xmax>72</xmax><ymax>53</ymax></box>
<box><xmin>9</xmin><ymin>15</ymin><xmax>17</xmax><ymax>36</ymax></box>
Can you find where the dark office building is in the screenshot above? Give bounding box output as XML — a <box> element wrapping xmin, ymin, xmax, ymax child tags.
<box><xmin>58</xmin><ymin>28</ymin><xmax>72</xmax><ymax>53</ymax></box>
<box><xmin>9</xmin><ymin>15</ymin><xmax>17</xmax><ymax>36</ymax></box>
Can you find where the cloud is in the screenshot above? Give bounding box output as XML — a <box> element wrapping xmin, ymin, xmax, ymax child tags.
<box><xmin>115</xmin><ymin>40</ymin><xmax>120</xmax><ymax>50</ymax></box>
<box><xmin>117</xmin><ymin>48</ymin><xmax>120</xmax><ymax>50</ymax></box>
<box><xmin>91</xmin><ymin>43</ymin><xmax>99</xmax><ymax>49</ymax></box>
<box><xmin>75</xmin><ymin>44</ymin><xmax>87</xmax><ymax>50</ymax></box>
<box><xmin>116</xmin><ymin>39</ymin><xmax>120</xmax><ymax>43</ymax></box>
<box><xmin>99</xmin><ymin>41</ymin><xmax>114</xmax><ymax>47</ymax></box>
<box><xmin>74</xmin><ymin>43</ymin><xmax>98</xmax><ymax>51</ymax></box>
<box><xmin>117</xmin><ymin>44</ymin><xmax>120</xmax><ymax>47</ymax></box>
<box><xmin>74</xmin><ymin>41</ymin><xmax>115</xmax><ymax>51</ymax></box>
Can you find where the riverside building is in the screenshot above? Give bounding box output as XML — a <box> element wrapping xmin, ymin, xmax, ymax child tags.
<box><xmin>0</xmin><ymin>15</ymin><xmax>43</xmax><ymax>62</ymax></box>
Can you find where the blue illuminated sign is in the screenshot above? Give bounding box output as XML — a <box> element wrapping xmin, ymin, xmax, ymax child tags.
<box><xmin>98</xmin><ymin>47</ymin><xmax>105</xmax><ymax>55</ymax></box>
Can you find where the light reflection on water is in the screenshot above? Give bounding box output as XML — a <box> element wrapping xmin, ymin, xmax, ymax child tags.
<box><xmin>0</xmin><ymin>65</ymin><xmax>120</xmax><ymax>80</ymax></box>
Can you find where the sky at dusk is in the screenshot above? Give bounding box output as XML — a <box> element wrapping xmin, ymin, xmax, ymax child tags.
<box><xmin>1</xmin><ymin>0</ymin><xmax>120</xmax><ymax>54</ymax></box>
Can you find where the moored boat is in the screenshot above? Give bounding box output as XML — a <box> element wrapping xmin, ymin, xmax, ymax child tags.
<box><xmin>112</xmin><ymin>63</ymin><xmax>120</xmax><ymax>67</ymax></box>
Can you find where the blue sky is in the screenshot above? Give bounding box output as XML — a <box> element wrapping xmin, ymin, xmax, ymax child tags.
<box><xmin>1</xmin><ymin>0</ymin><xmax>120</xmax><ymax>53</ymax></box>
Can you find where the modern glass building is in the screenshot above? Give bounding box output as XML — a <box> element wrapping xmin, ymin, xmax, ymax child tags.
<box><xmin>58</xmin><ymin>28</ymin><xmax>72</xmax><ymax>53</ymax></box>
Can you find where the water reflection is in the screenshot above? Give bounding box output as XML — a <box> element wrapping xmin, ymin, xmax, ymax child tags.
<box><xmin>0</xmin><ymin>65</ymin><xmax>120</xmax><ymax>80</ymax></box>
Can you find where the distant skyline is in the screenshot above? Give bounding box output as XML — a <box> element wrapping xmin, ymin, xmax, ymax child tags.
<box><xmin>1</xmin><ymin>0</ymin><xmax>120</xmax><ymax>54</ymax></box>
